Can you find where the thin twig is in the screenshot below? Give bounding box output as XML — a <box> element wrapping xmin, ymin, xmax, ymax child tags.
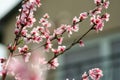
<box><xmin>48</xmin><ymin>24</ymin><xmax>95</xmax><ymax>63</ymax></box>
<box><xmin>2</xmin><ymin>1</ymin><xmax>31</xmax><ymax>80</ymax></box>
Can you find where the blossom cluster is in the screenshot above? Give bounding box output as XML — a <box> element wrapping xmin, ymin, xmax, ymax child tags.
<box><xmin>82</xmin><ymin>68</ymin><xmax>103</xmax><ymax>80</ymax></box>
<box><xmin>15</xmin><ymin>0</ymin><xmax>41</xmax><ymax>34</ymax></box>
<box><xmin>18</xmin><ymin>0</ymin><xmax>110</xmax><ymax>57</ymax></box>
<box><xmin>66</xmin><ymin>68</ymin><xmax>103</xmax><ymax>80</ymax></box>
<box><xmin>0</xmin><ymin>0</ymin><xmax>110</xmax><ymax>80</ymax></box>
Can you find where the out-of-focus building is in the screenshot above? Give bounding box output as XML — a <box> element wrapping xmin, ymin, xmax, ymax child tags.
<box><xmin>0</xmin><ymin>0</ymin><xmax>120</xmax><ymax>80</ymax></box>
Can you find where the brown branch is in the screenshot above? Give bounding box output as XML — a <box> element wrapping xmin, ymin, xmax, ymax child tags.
<box><xmin>2</xmin><ymin>1</ymin><xmax>31</xmax><ymax>80</ymax></box>
<box><xmin>30</xmin><ymin>19</ymin><xmax>83</xmax><ymax>52</ymax></box>
<box><xmin>12</xmin><ymin>2</ymin><xmax>103</xmax><ymax>60</ymax></box>
<box><xmin>48</xmin><ymin>24</ymin><xmax>95</xmax><ymax>64</ymax></box>
<box><xmin>29</xmin><ymin>4</ymin><xmax>102</xmax><ymax>52</ymax></box>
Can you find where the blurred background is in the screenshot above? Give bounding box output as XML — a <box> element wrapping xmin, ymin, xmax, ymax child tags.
<box><xmin>0</xmin><ymin>0</ymin><xmax>120</xmax><ymax>80</ymax></box>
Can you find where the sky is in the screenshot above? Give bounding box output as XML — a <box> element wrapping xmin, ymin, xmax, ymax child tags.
<box><xmin>0</xmin><ymin>0</ymin><xmax>21</xmax><ymax>20</ymax></box>
<box><xmin>0</xmin><ymin>44</ymin><xmax>7</xmax><ymax>71</ymax></box>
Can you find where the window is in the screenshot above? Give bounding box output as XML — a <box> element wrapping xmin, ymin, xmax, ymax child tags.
<box><xmin>63</xmin><ymin>42</ymin><xmax>102</xmax><ymax>80</ymax></box>
<box><xmin>55</xmin><ymin>33</ymin><xmax>120</xmax><ymax>80</ymax></box>
<box><xmin>110</xmin><ymin>37</ymin><xmax>120</xmax><ymax>80</ymax></box>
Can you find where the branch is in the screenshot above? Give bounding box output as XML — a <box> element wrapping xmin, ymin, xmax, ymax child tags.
<box><xmin>2</xmin><ymin>1</ymin><xmax>31</xmax><ymax>80</ymax></box>
<box><xmin>48</xmin><ymin>24</ymin><xmax>95</xmax><ymax>63</ymax></box>
<box><xmin>28</xmin><ymin>3</ymin><xmax>102</xmax><ymax>53</ymax></box>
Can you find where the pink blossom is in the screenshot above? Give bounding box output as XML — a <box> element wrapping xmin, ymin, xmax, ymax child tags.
<box><xmin>94</xmin><ymin>0</ymin><xmax>102</xmax><ymax>5</ymax></box>
<box><xmin>4</xmin><ymin>0</ymin><xmax>110</xmax><ymax>79</ymax></box>
<box><xmin>58</xmin><ymin>46</ymin><xmax>66</xmax><ymax>52</ymax></box>
<box><xmin>0</xmin><ymin>58</ymin><xmax>6</xmax><ymax>63</ymax></box>
<box><xmin>21</xmin><ymin>29</ymin><xmax>28</xmax><ymax>36</ymax></box>
<box><xmin>89</xmin><ymin>68</ymin><xmax>103</xmax><ymax>80</ymax></box>
<box><xmin>15</xmin><ymin>0</ymin><xmax>41</xmax><ymax>30</ymax></box>
<box><xmin>37</xmin><ymin>26</ymin><xmax>44</xmax><ymax>32</ymax></box>
<box><xmin>7</xmin><ymin>58</ymin><xmax>37</xmax><ymax>80</ymax></box>
<box><xmin>23</xmin><ymin>52</ymin><xmax>31</xmax><ymax>62</ymax></box>
<box><xmin>34</xmin><ymin>0</ymin><xmax>41</xmax><ymax>7</ymax></box>
<box><xmin>73</xmin><ymin>16</ymin><xmax>79</xmax><ymax>24</ymax></box>
<box><xmin>79</xmin><ymin>12</ymin><xmax>88</xmax><ymax>20</ymax></box>
<box><xmin>24</xmin><ymin>34</ymin><xmax>32</xmax><ymax>43</ymax></box>
<box><xmin>72</xmin><ymin>24</ymin><xmax>79</xmax><ymax>32</ymax></box>
<box><xmin>60</xmin><ymin>24</ymin><xmax>67</xmax><ymax>30</ymax></box>
<box><xmin>45</xmin><ymin>39</ymin><xmax>52</xmax><ymax>51</ymax></box>
<box><xmin>51</xmin><ymin>46</ymin><xmax>66</xmax><ymax>54</ymax></box>
<box><xmin>18</xmin><ymin>45</ymin><xmax>31</xmax><ymax>62</ymax></box>
<box><xmin>94</xmin><ymin>20</ymin><xmax>104</xmax><ymax>31</ymax></box>
<box><xmin>102</xmin><ymin>13</ymin><xmax>110</xmax><ymax>22</ymax></box>
<box><xmin>90</xmin><ymin>7</ymin><xmax>102</xmax><ymax>15</ymax></box>
<box><xmin>79</xmin><ymin>40</ymin><xmax>85</xmax><ymax>47</ymax></box>
<box><xmin>103</xmin><ymin>1</ymin><xmax>110</xmax><ymax>9</ymax></box>
<box><xmin>0</xmin><ymin>69</ymin><xmax>7</xmax><ymax>78</ymax></box>
<box><xmin>31</xmin><ymin>28</ymin><xmax>39</xmax><ymax>35</ymax></box>
<box><xmin>49</xmin><ymin>58</ymin><xmax>59</xmax><ymax>69</ymax></box>
<box><xmin>42</xmin><ymin>31</ymin><xmax>50</xmax><ymax>39</ymax></box>
<box><xmin>29</xmin><ymin>0</ymin><xmax>41</xmax><ymax>7</ymax></box>
<box><xmin>26</xmin><ymin>16</ymin><xmax>36</xmax><ymax>27</ymax></box>
<box><xmin>54</xmin><ymin>24</ymin><xmax>67</xmax><ymax>35</ymax></box>
<box><xmin>66</xmin><ymin>25</ymin><xmax>73</xmax><ymax>37</ymax></box>
<box><xmin>51</xmin><ymin>48</ymin><xmax>59</xmax><ymax>54</ymax></box>
<box><xmin>54</xmin><ymin>28</ymin><xmax>64</xmax><ymax>35</ymax></box>
<box><xmin>90</xmin><ymin>15</ymin><xmax>96</xmax><ymax>24</ymax></box>
<box><xmin>82</xmin><ymin>72</ymin><xmax>89</xmax><ymax>80</ymax></box>
<box><xmin>42</xmin><ymin>21</ymin><xmax>51</xmax><ymax>27</ymax></box>
<box><xmin>16</xmin><ymin>19</ymin><xmax>22</xmax><ymax>29</ymax></box>
<box><xmin>57</xmin><ymin>37</ymin><xmax>64</xmax><ymax>45</ymax></box>
<box><xmin>14</xmin><ymin>28</ymin><xmax>19</xmax><ymax>35</ymax></box>
<box><xmin>43</xmin><ymin>13</ymin><xmax>49</xmax><ymax>19</ymax></box>
<box><xmin>90</xmin><ymin>15</ymin><xmax>104</xmax><ymax>31</ymax></box>
<box><xmin>39</xmin><ymin>14</ymin><xmax>51</xmax><ymax>28</ymax></box>
<box><xmin>33</xmin><ymin>36</ymin><xmax>42</xmax><ymax>43</ymax></box>
<box><xmin>39</xmin><ymin>18</ymin><xmax>46</xmax><ymax>23</ymax></box>
<box><xmin>18</xmin><ymin>45</ymin><xmax>28</xmax><ymax>53</ymax></box>
<box><xmin>8</xmin><ymin>43</ymin><xmax>12</xmax><ymax>51</ymax></box>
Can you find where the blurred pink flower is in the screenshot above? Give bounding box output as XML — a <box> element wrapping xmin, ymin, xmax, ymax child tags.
<box><xmin>89</xmin><ymin>68</ymin><xmax>103</xmax><ymax>80</ymax></box>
